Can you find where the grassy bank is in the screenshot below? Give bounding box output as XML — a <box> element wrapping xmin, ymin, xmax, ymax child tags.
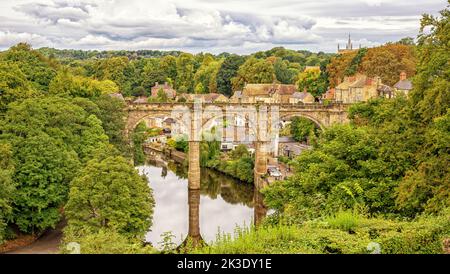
<box><xmin>193</xmin><ymin>212</ymin><xmax>450</xmax><ymax>254</ymax></box>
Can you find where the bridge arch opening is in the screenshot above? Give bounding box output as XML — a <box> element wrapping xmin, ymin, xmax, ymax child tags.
<box><xmin>279</xmin><ymin>113</ymin><xmax>325</xmax><ymax>131</ymax></box>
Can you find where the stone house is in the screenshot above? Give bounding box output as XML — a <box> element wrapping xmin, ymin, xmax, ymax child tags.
<box><xmin>289</xmin><ymin>90</ymin><xmax>315</xmax><ymax>104</ymax></box>
<box><xmin>334</xmin><ymin>74</ymin><xmax>381</xmax><ymax>103</ymax></box>
<box><xmin>186</xmin><ymin>93</ymin><xmax>229</xmax><ymax>103</ymax></box>
<box><xmin>241</xmin><ymin>83</ymin><xmax>298</xmax><ymax>104</ymax></box>
<box><xmin>393</xmin><ymin>72</ymin><xmax>413</xmax><ymax>96</ymax></box>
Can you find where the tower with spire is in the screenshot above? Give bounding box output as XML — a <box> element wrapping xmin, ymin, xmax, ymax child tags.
<box><xmin>346</xmin><ymin>34</ymin><xmax>352</xmax><ymax>50</ymax></box>
<box><xmin>338</xmin><ymin>34</ymin><xmax>359</xmax><ymax>54</ymax></box>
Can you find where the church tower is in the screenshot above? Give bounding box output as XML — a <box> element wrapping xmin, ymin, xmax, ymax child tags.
<box><xmin>338</xmin><ymin>34</ymin><xmax>358</xmax><ymax>54</ymax></box>
<box><xmin>346</xmin><ymin>34</ymin><xmax>353</xmax><ymax>50</ymax></box>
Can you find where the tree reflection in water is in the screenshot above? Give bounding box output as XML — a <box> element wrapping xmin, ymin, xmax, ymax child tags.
<box><xmin>139</xmin><ymin>159</ymin><xmax>267</xmax><ymax>249</ymax></box>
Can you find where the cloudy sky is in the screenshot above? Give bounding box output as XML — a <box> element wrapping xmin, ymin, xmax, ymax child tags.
<box><xmin>0</xmin><ymin>0</ymin><xmax>445</xmax><ymax>54</ymax></box>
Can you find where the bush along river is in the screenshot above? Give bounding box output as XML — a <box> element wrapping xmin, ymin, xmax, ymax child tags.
<box><xmin>137</xmin><ymin>156</ymin><xmax>268</xmax><ymax>249</ymax></box>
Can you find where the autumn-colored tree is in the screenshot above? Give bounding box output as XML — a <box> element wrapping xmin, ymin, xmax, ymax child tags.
<box><xmin>326</xmin><ymin>52</ymin><xmax>356</xmax><ymax>88</ymax></box>
<box><xmin>360</xmin><ymin>44</ymin><xmax>416</xmax><ymax>86</ymax></box>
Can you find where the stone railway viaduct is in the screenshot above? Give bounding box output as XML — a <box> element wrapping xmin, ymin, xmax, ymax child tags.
<box><xmin>126</xmin><ymin>102</ymin><xmax>350</xmax><ymax>192</ymax></box>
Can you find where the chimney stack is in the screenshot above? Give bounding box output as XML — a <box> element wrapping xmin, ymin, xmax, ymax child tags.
<box><xmin>400</xmin><ymin>72</ymin><xmax>407</xmax><ymax>81</ymax></box>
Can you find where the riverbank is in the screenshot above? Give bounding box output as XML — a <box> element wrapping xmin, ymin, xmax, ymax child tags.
<box><xmin>1</xmin><ymin>220</ymin><xmax>65</xmax><ymax>254</ymax></box>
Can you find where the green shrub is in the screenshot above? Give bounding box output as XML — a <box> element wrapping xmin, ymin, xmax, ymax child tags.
<box><xmin>61</xmin><ymin>228</ymin><xmax>155</xmax><ymax>254</ymax></box>
<box><xmin>325</xmin><ymin>210</ymin><xmax>360</xmax><ymax>232</ymax></box>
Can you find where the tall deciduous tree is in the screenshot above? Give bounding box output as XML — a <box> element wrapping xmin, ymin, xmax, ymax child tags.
<box><xmin>360</xmin><ymin>44</ymin><xmax>416</xmax><ymax>86</ymax></box>
<box><xmin>231</xmin><ymin>57</ymin><xmax>275</xmax><ymax>91</ymax></box>
<box><xmin>93</xmin><ymin>95</ymin><xmax>128</xmax><ymax>153</ymax></box>
<box><xmin>176</xmin><ymin>53</ymin><xmax>195</xmax><ymax>93</ymax></box>
<box><xmin>65</xmin><ymin>156</ymin><xmax>154</xmax><ymax>239</ymax></box>
<box><xmin>194</xmin><ymin>57</ymin><xmax>222</xmax><ymax>94</ymax></box>
<box><xmin>216</xmin><ymin>55</ymin><xmax>245</xmax><ymax>96</ymax></box>
<box><xmin>0</xmin><ymin>61</ymin><xmax>38</xmax><ymax>113</ymax></box>
<box><xmin>0</xmin><ymin>143</ymin><xmax>15</xmax><ymax>243</ymax></box>
<box><xmin>159</xmin><ymin>55</ymin><xmax>177</xmax><ymax>83</ymax></box>
<box><xmin>296</xmin><ymin>67</ymin><xmax>327</xmax><ymax>97</ymax></box>
<box><xmin>12</xmin><ymin>134</ymin><xmax>80</xmax><ymax>233</ymax></box>
<box><xmin>2</xmin><ymin>43</ymin><xmax>57</xmax><ymax>92</ymax></box>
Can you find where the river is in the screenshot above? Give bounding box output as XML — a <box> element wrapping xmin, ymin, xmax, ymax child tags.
<box><xmin>137</xmin><ymin>160</ymin><xmax>267</xmax><ymax>249</ymax></box>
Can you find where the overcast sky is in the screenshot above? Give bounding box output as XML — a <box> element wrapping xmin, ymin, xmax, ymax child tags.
<box><xmin>0</xmin><ymin>0</ymin><xmax>445</xmax><ymax>54</ymax></box>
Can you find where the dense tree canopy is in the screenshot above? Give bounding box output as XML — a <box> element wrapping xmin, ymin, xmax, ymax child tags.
<box><xmin>0</xmin><ymin>143</ymin><xmax>15</xmax><ymax>243</ymax></box>
<box><xmin>216</xmin><ymin>55</ymin><xmax>246</xmax><ymax>96</ymax></box>
<box><xmin>65</xmin><ymin>156</ymin><xmax>154</xmax><ymax>239</ymax></box>
<box><xmin>2</xmin><ymin>43</ymin><xmax>57</xmax><ymax>92</ymax></box>
<box><xmin>231</xmin><ymin>57</ymin><xmax>276</xmax><ymax>91</ymax></box>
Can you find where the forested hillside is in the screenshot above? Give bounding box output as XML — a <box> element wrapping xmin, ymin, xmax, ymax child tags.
<box><xmin>327</xmin><ymin>42</ymin><xmax>417</xmax><ymax>87</ymax></box>
<box><xmin>33</xmin><ymin>46</ymin><xmax>333</xmax><ymax>97</ymax></box>
<box><xmin>0</xmin><ymin>43</ymin><xmax>154</xmax><ymax>251</ymax></box>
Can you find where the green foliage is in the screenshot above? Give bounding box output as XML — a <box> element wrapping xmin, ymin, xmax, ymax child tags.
<box><xmin>0</xmin><ymin>96</ymin><xmax>111</xmax><ymax>233</ymax></box>
<box><xmin>344</xmin><ymin>48</ymin><xmax>367</xmax><ymax>76</ymax></box>
<box><xmin>49</xmin><ymin>69</ymin><xmax>118</xmax><ymax>98</ymax></box>
<box><xmin>92</xmin><ymin>95</ymin><xmax>128</xmax><ymax>154</ymax></box>
<box><xmin>159</xmin><ymin>55</ymin><xmax>177</xmax><ymax>83</ymax></box>
<box><xmin>263</xmin><ymin>124</ymin><xmax>399</xmax><ymax>220</ymax></box>
<box><xmin>94</xmin><ymin>57</ymin><xmax>129</xmax><ymax>92</ymax></box>
<box><xmin>141</xmin><ymin>59</ymin><xmax>166</xmax><ymax>92</ymax></box>
<box><xmin>290</xmin><ymin>117</ymin><xmax>319</xmax><ymax>143</ymax></box>
<box><xmin>194</xmin><ymin>56</ymin><xmax>222</xmax><ymax>94</ymax></box>
<box><xmin>168</xmin><ymin>135</ymin><xmax>189</xmax><ymax>153</ymax></box>
<box><xmin>65</xmin><ymin>155</ymin><xmax>154</xmax><ymax>239</ymax></box>
<box><xmin>0</xmin><ymin>61</ymin><xmax>39</xmax><ymax>113</ymax></box>
<box><xmin>157</xmin><ymin>88</ymin><xmax>169</xmax><ymax>102</ymax></box>
<box><xmin>194</xmin><ymin>212</ymin><xmax>449</xmax><ymax>254</ymax></box>
<box><xmin>2</xmin><ymin>43</ymin><xmax>57</xmax><ymax>92</ymax></box>
<box><xmin>0</xmin><ymin>143</ymin><xmax>15</xmax><ymax>243</ymax></box>
<box><xmin>325</xmin><ymin>210</ymin><xmax>360</xmax><ymax>232</ymax></box>
<box><xmin>411</xmin><ymin>5</ymin><xmax>450</xmax><ymax>123</ymax></box>
<box><xmin>62</xmin><ymin>228</ymin><xmax>155</xmax><ymax>254</ymax></box>
<box><xmin>231</xmin><ymin>57</ymin><xmax>275</xmax><ymax>91</ymax></box>
<box><xmin>201</xmin><ymin>143</ymin><xmax>254</xmax><ymax>184</ymax></box>
<box><xmin>12</xmin><ymin>134</ymin><xmax>80</xmax><ymax>233</ymax></box>
<box><xmin>274</xmin><ymin>58</ymin><xmax>298</xmax><ymax>84</ymax></box>
<box><xmin>176</xmin><ymin>53</ymin><xmax>195</xmax><ymax>92</ymax></box>
<box><xmin>216</xmin><ymin>55</ymin><xmax>246</xmax><ymax>96</ymax></box>
<box><xmin>158</xmin><ymin>231</ymin><xmax>177</xmax><ymax>253</ymax></box>
<box><xmin>296</xmin><ymin>67</ymin><xmax>327</xmax><ymax>97</ymax></box>
<box><xmin>397</xmin><ymin>37</ymin><xmax>415</xmax><ymax>45</ymax></box>
<box><xmin>132</xmin><ymin>122</ymin><xmax>148</xmax><ymax>165</ymax></box>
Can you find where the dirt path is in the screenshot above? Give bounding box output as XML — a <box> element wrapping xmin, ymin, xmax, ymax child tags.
<box><xmin>5</xmin><ymin>221</ymin><xmax>64</xmax><ymax>254</ymax></box>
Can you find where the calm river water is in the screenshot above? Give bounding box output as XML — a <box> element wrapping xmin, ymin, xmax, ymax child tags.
<box><xmin>137</xmin><ymin>160</ymin><xmax>266</xmax><ymax>249</ymax></box>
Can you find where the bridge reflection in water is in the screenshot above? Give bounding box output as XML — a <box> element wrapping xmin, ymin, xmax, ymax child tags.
<box><xmin>138</xmin><ymin>160</ymin><xmax>268</xmax><ymax>250</ymax></box>
<box><xmin>182</xmin><ymin>184</ymin><xmax>268</xmax><ymax>248</ymax></box>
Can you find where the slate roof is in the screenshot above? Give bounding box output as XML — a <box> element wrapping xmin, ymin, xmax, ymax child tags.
<box><xmin>394</xmin><ymin>79</ymin><xmax>413</xmax><ymax>90</ymax></box>
<box><xmin>292</xmin><ymin>91</ymin><xmax>313</xmax><ymax>99</ymax></box>
<box><xmin>242</xmin><ymin>84</ymin><xmax>297</xmax><ymax>96</ymax></box>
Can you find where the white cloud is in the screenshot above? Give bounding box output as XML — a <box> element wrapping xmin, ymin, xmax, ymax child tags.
<box><xmin>0</xmin><ymin>0</ymin><xmax>445</xmax><ymax>53</ymax></box>
<box><xmin>0</xmin><ymin>30</ymin><xmax>52</xmax><ymax>48</ymax></box>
